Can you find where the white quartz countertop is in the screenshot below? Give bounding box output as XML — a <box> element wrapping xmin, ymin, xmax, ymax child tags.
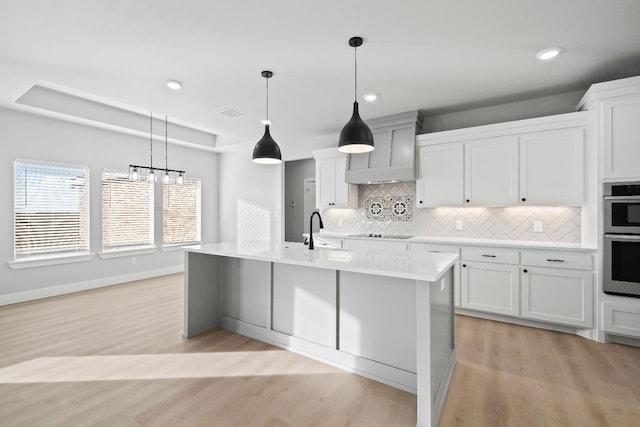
<box><xmin>315</xmin><ymin>232</ymin><xmax>596</xmax><ymax>251</ymax></box>
<box><xmin>184</xmin><ymin>241</ymin><xmax>458</xmax><ymax>282</ymax></box>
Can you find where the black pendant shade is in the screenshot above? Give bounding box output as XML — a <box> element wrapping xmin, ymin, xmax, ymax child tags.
<box><xmin>338</xmin><ymin>101</ymin><xmax>374</xmax><ymax>153</ymax></box>
<box><xmin>338</xmin><ymin>36</ymin><xmax>374</xmax><ymax>154</ymax></box>
<box><xmin>252</xmin><ymin>124</ymin><xmax>282</xmax><ymax>164</ymax></box>
<box><xmin>252</xmin><ymin>70</ymin><xmax>282</xmax><ymax>164</ymax></box>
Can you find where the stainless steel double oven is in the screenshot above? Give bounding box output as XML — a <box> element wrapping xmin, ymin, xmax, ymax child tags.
<box><xmin>604</xmin><ymin>182</ymin><xmax>640</xmax><ymax>297</ymax></box>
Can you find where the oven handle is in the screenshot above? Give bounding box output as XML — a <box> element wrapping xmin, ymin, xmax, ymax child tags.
<box><xmin>604</xmin><ymin>196</ymin><xmax>640</xmax><ymax>201</ymax></box>
<box><xmin>605</xmin><ymin>234</ymin><xmax>640</xmax><ymax>240</ymax></box>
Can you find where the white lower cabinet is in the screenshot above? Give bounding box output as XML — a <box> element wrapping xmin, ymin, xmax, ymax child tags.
<box><xmin>603</xmin><ymin>302</ymin><xmax>640</xmax><ymax>338</ymax></box>
<box><xmin>521</xmin><ymin>267</ymin><xmax>593</xmax><ymax>328</ymax></box>
<box><xmin>454</xmin><ymin>246</ymin><xmax>595</xmax><ymax>329</ymax></box>
<box><xmin>460</xmin><ymin>261</ymin><xmax>520</xmax><ymax>316</ymax></box>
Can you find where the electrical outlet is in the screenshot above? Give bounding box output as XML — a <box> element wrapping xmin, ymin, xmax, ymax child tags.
<box><xmin>456</xmin><ymin>220</ymin><xmax>463</xmax><ymax>231</ymax></box>
<box><xmin>533</xmin><ymin>221</ymin><xmax>543</xmax><ymax>233</ymax></box>
<box><xmin>131</xmin><ymin>257</ymin><xmax>137</xmax><ymax>265</ymax></box>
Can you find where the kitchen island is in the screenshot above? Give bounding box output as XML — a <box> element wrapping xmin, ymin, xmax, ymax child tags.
<box><xmin>183</xmin><ymin>241</ymin><xmax>458</xmax><ymax>427</ymax></box>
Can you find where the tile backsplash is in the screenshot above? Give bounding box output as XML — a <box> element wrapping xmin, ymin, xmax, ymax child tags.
<box><xmin>321</xmin><ymin>182</ymin><xmax>581</xmax><ymax>243</ymax></box>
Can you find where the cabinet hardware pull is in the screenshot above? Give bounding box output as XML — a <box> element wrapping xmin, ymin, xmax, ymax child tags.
<box><xmin>462</xmin><ymin>264</ymin><xmax>466</xmax><ymax>267</ymax></box>
<box><xmin>523</xmin><ymin>269</ymin><xmax>528</xmax><ymax>273</ymax></box>
<box><xmin>481</xmin><ymin>254</ymin><xmax>497</xmax><ymax>258</ymax></box>
<box><xmin>419</xmin><ymin>200</ymin><xmax>423</xmax><ymax>204</ymax></box>
<box><xmin>466</xmin><ymin>199</ymin><xmax>470</xmax><ymax>203</ymax></box>
<box><xmin>429</xmin><ymin>250</ymin><xmax>441</xmax><ymax>253</ymax></box>
<box><xmin>521</xmin><ymin>197</ymin><xmax>526</xmax><ymax>202</ymax></box>
<box><xmin>546</xmin><ymin>259</ymin><xmax>565</xmax><ymax>262</ymax></box>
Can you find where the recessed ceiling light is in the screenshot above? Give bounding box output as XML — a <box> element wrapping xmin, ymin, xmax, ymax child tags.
<box><xmin>165</xmin><ymin>80</ymin><xmax>183</xmax><ymax>90</ymax></box>
<box><xmin>363</xmin><ymin>93</ymin><xmax>378</xmax><ymax>102</ymax></box>
<box><xmin>536</xmin><ymin>47</ymin><xmax>562</xmax><ymax>61</ymax></box>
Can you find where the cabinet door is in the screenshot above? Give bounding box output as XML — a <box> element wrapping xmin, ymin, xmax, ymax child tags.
<box><xmin>521</xmin><ymin>267</ymin><xmax>592</xmax><ymax>328</ymax></box>
<box><xmin>460</xmin><ymin>261</ymin><xmax>520</xmax><ymax>316</ymax></box>
<box><xmin>464</xmin><ymin>137</ymin><xmax>518</xmax><ymax>206</ymax></box>
<box><xmin>416</xmin><ymin>143</ymin><xmax>464</xmax><ymax>206</ymax></box>
<box><xmin>316</xmin><ymin>158</ymin><xmax>337</xmax><ymax>208</ymax></box>
<box><xmin>333</xmin><ymin>156</ymin><xmax>349</xmax><ymax>207</ymax></box>
<box><xmin>520</xmin><ymin>128</ymin><xmax>584</xmax><ymax>205</ymax></box>
<box><xmin>316</xmin><ymin>156</ymin><xmax>356</xmax><ymax>209</ymax></box>
<box><xmin>602</xmin><ymin>95</ymin><xmax>640</xmax><ymax>179</ymax></box>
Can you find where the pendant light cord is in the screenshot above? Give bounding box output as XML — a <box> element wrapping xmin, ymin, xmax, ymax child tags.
<box><xmin>149</xmin><ymin>112</ymin><xmax>153</xmax><ymax>168</ymax></box>
<box><xmin>165</xmin><ymin>115</ymin><xmax>168</xmax><ymax>170</ymax></box>
<box><xmin>354</xmin><ymin>44</ymin><xmax>358</xmax><ymax>102</ymax></box>
<box><xmin>266</xmin><ymin>76</ymin><xmax>269</xmax><ymax>122</ymax></box>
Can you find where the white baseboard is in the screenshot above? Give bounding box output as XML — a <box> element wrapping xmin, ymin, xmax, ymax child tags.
<box><xmin>0</xmin><ymin>266</ymin><xmax>184</xmax><ymax>306</ymax></box>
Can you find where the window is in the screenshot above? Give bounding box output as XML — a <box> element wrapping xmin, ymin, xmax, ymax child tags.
<box><xmin>101</xmin><ymin>170</ymin><xmax>154</xmax><ymax>252</ymax></box>
<box><xmin>14</xmin><ymin>159</ymin><xmax>89</xmax><ymax>260</ymax></box>
<box><xmin>163</xmin><ymin>178</ymin><xmax>201</xmax><ymax>245</ymax></box>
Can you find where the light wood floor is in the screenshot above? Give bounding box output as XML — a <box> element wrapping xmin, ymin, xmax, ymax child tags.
<box><xmin>0</xmin><ymin>274</ymin><xmax>638</xmax><ymax>426</ymax></box>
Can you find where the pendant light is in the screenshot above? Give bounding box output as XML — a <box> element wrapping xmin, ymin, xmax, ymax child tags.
<box><xmin>252</xmin><ymin>70</ymin><xmax>282</xmax><ymax>164</ymax></box>
<box><xmin>129</xmin><ymin>112</ymin><xmax>186</xmax><ymax>184</ymax></box>
<box><xmin>338</xmin><ymin>36</ymin><xmax>374</xmax><ymax>154</ymax></box>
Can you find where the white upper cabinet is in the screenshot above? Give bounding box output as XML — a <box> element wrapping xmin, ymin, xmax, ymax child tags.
<box><xmin>416</xmin><ymin>143</ymin><xmax>463</xmax><ymax>206</ymax></box>
<box><xmin>519</xmin><ymin>128</ymin><xmax>584</xmax><ymax>205</ymax></box>
<box><xmin>313</xmin><ymin>148</ymin><xmax>358</xmax><ymax>209</ymax></box>
<box><xmin>578</xmin><ymin>76</ymin><xmax>640</xmax><ymax>180</ymax></box>
<box><xmin>464</xmin><ymin>137</ymin><xmax>519</xmax><ymax>206</ymax></box>
<box><xmin>602</xmin><ymin>95</ymin><xmax>640</xmax><ymax>179</ymax></box>
<box><xmin>416</xmin><ymin>112</ymin><xmax>587</xmax><ymax>207</ymax></box>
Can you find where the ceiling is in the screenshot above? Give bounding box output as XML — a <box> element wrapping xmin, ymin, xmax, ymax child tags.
<box><xmin>2</xmin><ymin>1</ymin><xmax>640</xmax><ymax>158</ymax></box>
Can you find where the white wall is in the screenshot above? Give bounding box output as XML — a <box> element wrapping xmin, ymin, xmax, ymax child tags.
<box><xmin>218</xmin><ymin>149</ymin><xmax>283</xmax><ymax>243</ymax></box>
<box><xmin>0</xmin><ymin>107</ymin><xmax>218</xmax><ymax>302</ymax></box>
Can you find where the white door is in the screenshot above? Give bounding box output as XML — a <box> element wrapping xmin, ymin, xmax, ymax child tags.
<box><xmin>602</xmin><ymin>96</ymin><xmax>640</xmax><ymax>179</ymax></box>
<box><xmin>416</xmin><ymin>143</ymin><xmax>464</xmax><ymax>206</ymax></box>
<box><xmin>461</xmin><ymin>261</ymin><xmax>520</xmax><ymax>316</ymax></box>
<box><xmin>317</xmin><ymin>158</ymin><xmax>336</xmax><ymax>208</ymax></box>
<box><xmin>521</xmin><ymin>266</ymin><xmax>593</xmax><ymax>327</ymax></box>
<box><xmin>464</xmin><ymin>137</ymin><xmax>518</xmax><ymax>206</ymax></box>
<box><xmin>520</xmin><ymin>128</ymin><xmax>584</xmax><ymax>204</ymax></box>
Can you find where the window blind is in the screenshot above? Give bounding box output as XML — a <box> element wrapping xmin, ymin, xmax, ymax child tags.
<box><xmin>102</xmin><ymin>170</ymin><xmax>154</xmax><ymax>251</ymax></box>
<box><xmin>163</xmin><ymin>178</ymin><xmax>201</xmax><ymax>245</ymax></box>
<box><xmin>14</xmin><ymin>160</ymin><xmax>89</xmax><ymax>259</ymax></box>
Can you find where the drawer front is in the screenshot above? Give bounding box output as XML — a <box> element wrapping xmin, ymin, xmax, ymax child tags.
<box><xmin>410</xmin><ymin>242</ymin><xmax>460</xmax><ymax>255</ymax></box>
<box><xmin>603</xmin><ymin>302</ymin><xmax>640</xmax><ymax>338</ymax></box>
<box><xmin>521</xmin><ymin>250</ymin><xmax>592</xmax><ymax>270</ymax></box>
<box><xmin>461</xmin><ymin>246</ymin><xmax>519</xmax><ymax>264</ymax></box>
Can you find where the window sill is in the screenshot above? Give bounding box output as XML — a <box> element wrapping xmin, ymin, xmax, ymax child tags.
<box><xmin>8</xmin><ymin>253</ymin><xmax>94</xmax><ymax>270</ymax></box>
<box><xmin>99</xmin><ymin>246</ymin><xmax>158</xmax><ymax>259</ymax></box>
<box><xmin>161</xmin><ymin>242</ymin><xmax>202</xmax><ymax>252</ymax></box>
